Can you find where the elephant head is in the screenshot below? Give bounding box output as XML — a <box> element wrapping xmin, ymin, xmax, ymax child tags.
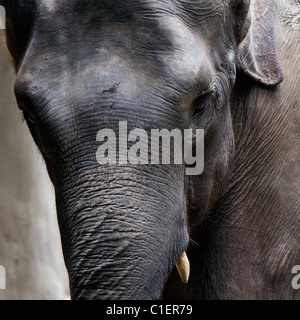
<box><xmin>2</xmin><ymin>0</ymin><xmax>282</xmax><ymax>299</ymax></box>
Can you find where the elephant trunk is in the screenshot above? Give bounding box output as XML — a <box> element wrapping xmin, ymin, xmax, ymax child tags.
<box><xmin>55</xmin><ymin>165</ymin><xmax>189</xmax><ymax>299</ymax></box>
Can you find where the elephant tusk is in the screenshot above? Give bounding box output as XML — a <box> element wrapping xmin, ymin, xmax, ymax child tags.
<box><xmin>176</xmin><ymin>251</ymin><xmax>190</xmax><ymax>284</ymax></box>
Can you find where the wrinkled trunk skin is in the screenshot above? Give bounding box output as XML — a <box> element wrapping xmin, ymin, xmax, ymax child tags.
<box><xmin>32</xmin><ymin>68</ymin><xmax>190</xmax><ymax>298</ymax></box>
<box><xmin>55</xmin><ymin>164</ymin><xmax>188</xmax><ymax>299</ymax></box>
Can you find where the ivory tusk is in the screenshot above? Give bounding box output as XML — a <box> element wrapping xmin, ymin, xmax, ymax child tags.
<box><xmin>176</xmin><ymin>251</ymin><xmax>190</xmax><ymax>284</ymax></box>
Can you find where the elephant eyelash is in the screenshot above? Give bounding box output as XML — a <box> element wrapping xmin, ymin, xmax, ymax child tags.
<box><xmin>23</xmin><ymin>110</ymin><xmax>38</xmax><ymax>125</ymax></box>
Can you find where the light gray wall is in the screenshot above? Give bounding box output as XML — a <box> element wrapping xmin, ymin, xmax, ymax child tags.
<box><xmin>0</xmin><ymin>41</ymin><xmax>69</xmax><ymax>299</ymax></box>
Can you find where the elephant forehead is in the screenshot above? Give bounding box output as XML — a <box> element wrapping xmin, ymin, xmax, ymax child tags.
<box><xmin>156</xmin><ymin>14</ymin><xmax>214</xmax><ymax>83</ymax></box>
<box><xmin>13</xmin><ymin>0</ymin><xmax>226</xmax><ymax>95</ymax></box>
<box><xmin>35</xmin><ymin>0</ymin><xmax>228</xmax><ymax>27</ymax></box>
<box><xmin>40</xmin><ymin>0</ymin><xmax>58</xmax><ymax>12</ymax></box>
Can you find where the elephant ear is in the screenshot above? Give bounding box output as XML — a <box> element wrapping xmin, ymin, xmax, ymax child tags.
<box><xmin>237</xmin><ymin>0</ymin><xmax>284</xmax><ymax>86</ymax></box>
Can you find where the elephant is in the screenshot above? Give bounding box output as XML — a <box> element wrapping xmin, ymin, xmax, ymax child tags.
<box><xmin>1</xmin><ymin>0</ymin><xmax>299</xmax><ymax>299</ymax></box>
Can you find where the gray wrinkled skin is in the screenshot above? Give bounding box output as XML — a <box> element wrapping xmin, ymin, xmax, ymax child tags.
<box><xmin>1</xmin><ymin>0</ymin><xmax>299</xmax><ymax>299</ymax></box>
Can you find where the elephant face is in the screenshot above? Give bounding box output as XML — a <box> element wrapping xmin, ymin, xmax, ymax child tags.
<box><xmin>3</xmin><ymin>0</ymin><xmax>282</xmax><ymax>299</ymax></box>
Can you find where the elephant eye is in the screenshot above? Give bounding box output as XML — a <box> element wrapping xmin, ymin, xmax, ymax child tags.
<box><xmin>23</xmin><ymin>110</ymin><xmax>38</xmax><ymax>125</ymax></box>
<box><xmin>192</xmin><ymin>95</ymin><xmax>208</xmax><ymax>118</ymax></box>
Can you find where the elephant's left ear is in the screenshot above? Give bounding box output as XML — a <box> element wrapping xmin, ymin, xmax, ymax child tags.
<box><xmin>237</xmin><ymin>0</ymin><xmax>284</xmax><ymax>86</ymax></box>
